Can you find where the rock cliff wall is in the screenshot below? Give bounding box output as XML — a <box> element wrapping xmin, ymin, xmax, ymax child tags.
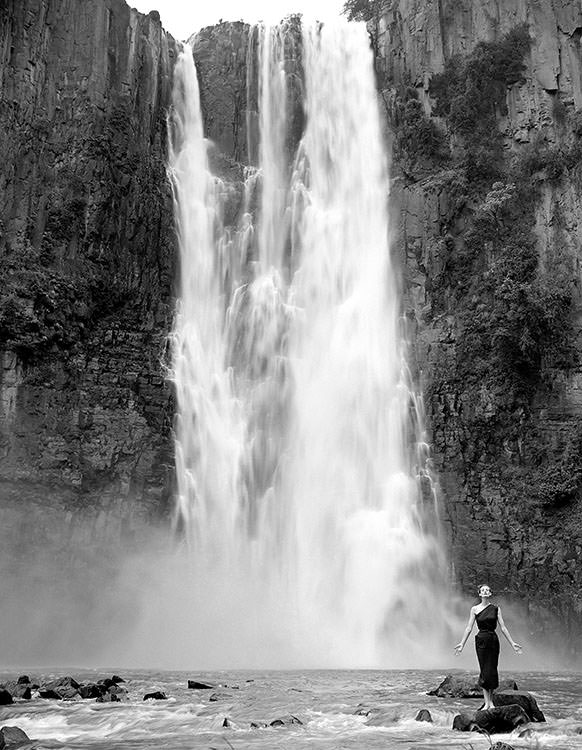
<box><xmin>377</xmin><ymin>0</ymin><xmax>582</xmax><ymax>650</ymax></box>
<box><xmin>0</xmin><ymin>0</ymin><xmax>178</xmax><ymax>557</ymax></box>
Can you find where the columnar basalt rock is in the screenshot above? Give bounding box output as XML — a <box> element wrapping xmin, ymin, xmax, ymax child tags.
<box><xmin>0</xmin><ymin>0</ymin><xmax>177</xmax><ymax>563</ymax></box>
<box><xmin>378</xmin><ymin>0</ymin><xmax>582</xmax><ymax>652</ymax></box>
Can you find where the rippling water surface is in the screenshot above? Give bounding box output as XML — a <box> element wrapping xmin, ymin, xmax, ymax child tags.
<box><xmin>1</xmin><ymin>670</ymin><xmax>582</xmax><ymax>749</ymax></box>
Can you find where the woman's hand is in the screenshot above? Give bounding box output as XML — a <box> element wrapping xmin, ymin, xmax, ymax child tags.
<box><xmin>512</xmin><ymin>642</ymin><xmax>523</xmax><ymax>654</ymax></box>
<box><xmin>454</xmin><ymin>643</ymin><xmax>464</xmax><ymax>655</ymax></box>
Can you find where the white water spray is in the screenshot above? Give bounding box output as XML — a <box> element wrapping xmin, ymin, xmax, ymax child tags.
<box><xmin>166</xmin><ymin>21</ymin><xmax>449</xmax><ymax>669</ymax></box>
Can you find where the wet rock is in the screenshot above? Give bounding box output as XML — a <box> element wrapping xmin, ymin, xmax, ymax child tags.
<box><xmin>492</xmin><ymin>690</ymin><xmax>545</xmax><ymax>721</ymax></box>
<box><xmin>209</xmin><ymin>691</ymin><xmax>232</xmax><ymax>702</ymax></box>
<box><xmin>250</xmin><ymin>722</ymin><xmax>268</xmax><ymax>728</ymax></box>
<box><xmin>187</xmin><ymin>681</ymin><xmax>214</xmax><ymax>690</ymax></box>
<box><xmin>78</xmin><ymin>683</ymin><xmax>106</xmax><ymax>699</ymax></box>
<box><xmin>3</xmin><ymin>683</ymin><xmax>30</xmax><ymax>700</ymax></box>
<box><xmin>96</xmin><ymin>691</ymin><xmax>120</xmax><ymax>703</ymax></box>
<box><xmin>98</xmin><ymin>679</ymin><xmax>116</xmax><ymax>690</ymax></box>
<box><xmin>39</xmin><ymin>676</ymin><xmax>80</xmax><ymax>700</ymax></box>
<box><xmin>415</xmin><ymin>709</ymin><xmax>433</xmax><ymax>722</ymax></box>
<box><xmin>0</xmin><ymin>690</ymin><xmax>14</xmax><ymax>706</ymax></box>
<box><xmin>16</xmin><ymin>677</ymin><xmax>29</xmax><ymax>686</ymax></box>
<box><xmin>491</xmin><ymin>743</ymin><xmax>515</xmax><ymax>750</ymax></box>
<box><xmin>453</xmin><ymin>705</ymin><xmax>530</xmax><ymax>733</ymax></box>
<box><xmin>0</xmin><ymin>726</ymin><xmax>31</xmax><ymax>748</ymax></box>
<box><xmin>222</xmin><ymin>717</ymin><xmax>232</xmax><ymax>728</ymax></box>
<box><xmin>428</xmin><ymin>673</ymin><xmax>518</xmax><ymax>698</ymax></box>
<box><xmin>270</xmin><ymin>715</ymin><xmax>303</xmax><ymax>727</ymax></box>
<box><xmin>111</xmin><ymin>675</ymin><xmax>125</xmax><ymax>684</ymax></box>
<box><xmin>108</xmin><ymin>685</ymin><xmax>128</xmax><ymax>701</ymax></box>
<box><xmin>38</xmin><ymin>689</ymin><xmax>61</xmax><ymax>700</ymax></box>
<box><xmin>143</xmin><ymin>691</ymin><xmax>167</xmax><ymax>700</ymax></box>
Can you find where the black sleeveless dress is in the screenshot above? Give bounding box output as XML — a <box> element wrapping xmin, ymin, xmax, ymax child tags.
<box><xmin>475</xmin><ymin>604</ymin><xmax>499</xmax><ymax>690</ymax></box>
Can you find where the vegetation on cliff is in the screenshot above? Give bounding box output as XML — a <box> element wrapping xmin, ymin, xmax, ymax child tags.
<box><xmin>387</xmin><ymin>24</ymin><xmax>582</xmax><ymax>515</ymax></box>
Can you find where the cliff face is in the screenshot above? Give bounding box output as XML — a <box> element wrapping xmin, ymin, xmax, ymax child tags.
<box><xmin>378</xmin><ymin>0</ymin><xmax>582</xmax><ymax>648</ymax></box>
<box><xmin>0</xmin><ymin>0</ymin><xmax>178</xmax><ymax>556</ymax></box>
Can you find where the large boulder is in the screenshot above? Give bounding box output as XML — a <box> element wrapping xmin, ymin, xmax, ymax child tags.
<box><xmin>415</xmin><ymin>709</ymin><xmax>433</xmax><ymax>722</ymax></box>
<box><xmin>9</xmin><ymin>686</ymin><xmax>29</xmax><ymax>701</ymax></box>
<box><xmin>39</xmin><ymin>676</ymin><xmax>80</xmax><ymax>700</ymax></box>
<box><xmin>78</xmin><ymin>683</ymin><xmax>106</xmax><ymax>699</ymax></box>
<box><xmin>492</xmin><ymin>690</ymin><xmax>545</xmax><ymax>721</ymax></box>
<box><xmin>143</xmin><ymin>691</ymin><xmax>167</xmax><ymax>701</ymax></box>
<box><xmin>453</xmin><ymin>705</ymin><xmax>530</xmax><ymax>733</ymax></box>
<box><xmin>0</xmin><ymin>726</ymin><xmax>31</xmax><ymax>748</ymax></box>
<box><xmin>0</xmin><ymin>691</ymin><xmax>13</xmax><ymax>706</ymax></box>
<box><xmin>187</xmin><ymin>681</ymin><xmax>214</xmax><ymax>690</ymax></box>
<box><xmin>429</xmin><ymin>673</ymin><xmax>518</xmax><ymax>698</ymax></box>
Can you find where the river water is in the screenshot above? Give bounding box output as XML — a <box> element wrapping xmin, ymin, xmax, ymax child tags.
<box><xmin>2</xmin><ymin>669</ymin><xmax>582</xmax><ymax>749</ymax></box>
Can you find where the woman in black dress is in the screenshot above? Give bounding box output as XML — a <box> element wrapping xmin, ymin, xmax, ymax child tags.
<box><xmin>454</xmin><ymin>584</ymin><xmax>522</xmax><ymax>709</ymax></box>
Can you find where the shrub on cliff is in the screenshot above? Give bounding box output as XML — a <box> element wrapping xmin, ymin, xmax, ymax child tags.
<box><xmin>430</xmin><ymin>24</ymin><xmax>531</xmax><ymax>167</ymax></box>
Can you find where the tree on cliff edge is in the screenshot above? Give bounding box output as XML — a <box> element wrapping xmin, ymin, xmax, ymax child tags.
<box><xmin>342</xmin><ymin>0</ymin><xmax>388</xmax><ymax>56</ymax></box>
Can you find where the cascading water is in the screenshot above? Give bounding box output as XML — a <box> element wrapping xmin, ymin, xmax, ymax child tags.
<box><xmin>167</xmin><ymin>20</ymin><xmax>449</xmax><ymax>669</ymax></box>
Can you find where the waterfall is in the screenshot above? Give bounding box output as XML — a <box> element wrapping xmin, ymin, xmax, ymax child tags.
<box><xmin>167</xmin><ymin>21</ymin><xmax>448</xmax><ymax>669</ymax></box>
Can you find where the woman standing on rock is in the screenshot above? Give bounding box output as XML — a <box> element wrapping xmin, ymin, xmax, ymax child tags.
<box><xmin>454</xmin><ymin>584</ymin><xmax>522</xmax><ymax>710</ymax></box>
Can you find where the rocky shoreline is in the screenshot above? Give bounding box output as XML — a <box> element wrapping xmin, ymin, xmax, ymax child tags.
<box><xmin>0</xmin><ymin>670</ymin><xmax>559</xmax><ymax>749</ymax></box>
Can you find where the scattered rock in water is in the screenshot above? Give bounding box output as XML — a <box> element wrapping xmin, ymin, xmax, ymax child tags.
<box><xmin>78</xmin><ymin>683</ymin><xmax>106</xmax><ymax>700</ymax></box>
<box><xmin>0</xmin><ymin>689</ymin><xmax>14</xmax><ymax>706</ymax></box>
<box><xmin>453</xmin><ymin>705</ymin><xmax>530</xmax><ymax>733</ymax></box>
<box><xmin>143</xmin><ymin>691</ymin><xmax>167</xmax><ymax>701</ymax></box>
<box><xmin>187</xmin><ymin>680</ymin><xmax>214</xmax><ymax>690</ymax></box>
<box><xmin>40</xmin><ymin>677</ymin><xmax>80</xmax><ymax>701</ymax></box>
<box><xmin>429</xmin><ymin>673</ymin><xmax>518</xmax><ymax>698</ymax></box>
<box><xmin>250</xmin><ymin>722</ymin><xmax>268</xmax><ymax>728</ymax></box>
<box><xmin>492</xmin><ymin>690</ymin><xmax>545</xmax><ymax>721</ymax></box>
<box><xmin>209</xmin><ymin>691</ymin><xmax>231</xmax><ymax>702</ymax></box>
<box><xmin>108</xmin><ymin>685</ymin><xmax>128</xmax><ymax>701</ymax></box>
<box><xmin>2</xmin><ymin>683</ymin><xmax>30</xmax><ymax>700</ymax></box>
<box><xmin>222</xmin><ymin>717</ymin><xmax>232</xmax><ymax>728</ymax></box>
<box><xmin>270</xmin><ymin>715</ymin><xmax>303</xmax><ymax>727</ymax></box>
<box><xmin>0</xmin><ymin>726</ymin><xmax>31</xmax><ymax>748</ymax></box>
<box><xmin>491</xmin><ymin>743</ymin><xmax>515</xmax><ymax>750</ymax></box>
<box><xmin>98</xmin><ymin>678</ymin><xmax>116</xmax><ymax>690</ymax></box>
<box><xmin>96</xmin><ymin>691</ymin><xmax>120</xmax><ymax>703</ymax></box>
<box><xmin>415</xmin><ymin>709</ymin><xmax>433</xmax><ymax>722</ymax></box>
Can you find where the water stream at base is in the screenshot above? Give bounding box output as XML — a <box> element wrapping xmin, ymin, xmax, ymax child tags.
<box><xmin>166</xmin><ymin>18</ymin><xmax>451</xmax><ymax>669</ymax></box>
<box><xmin>1</xmin><ymin>669</ymin><xmax>582</xmax><ymax>750</ymax></box>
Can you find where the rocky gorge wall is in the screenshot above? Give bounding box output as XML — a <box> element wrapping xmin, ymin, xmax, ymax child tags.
<box><xmin>0</xmin><ymin>0</ymin><xmax>178</xmax><ymax>659</ymax></box>
<box><xmin>376</xmin><ymin>0</ymin><xmax>582</xmax><ymax>651</ymax></box>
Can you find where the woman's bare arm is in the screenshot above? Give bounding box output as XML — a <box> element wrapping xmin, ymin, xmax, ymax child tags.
<box><xmin>454</xmin><ymin>608</ymin><xmax>476</xmax><ymax>653</ymax></box>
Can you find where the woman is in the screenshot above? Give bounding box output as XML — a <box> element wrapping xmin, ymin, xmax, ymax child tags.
<box><xmin>454</xmin><ymin>583</ymin><xmax>522</xmax><ymax>709</ymax></box>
